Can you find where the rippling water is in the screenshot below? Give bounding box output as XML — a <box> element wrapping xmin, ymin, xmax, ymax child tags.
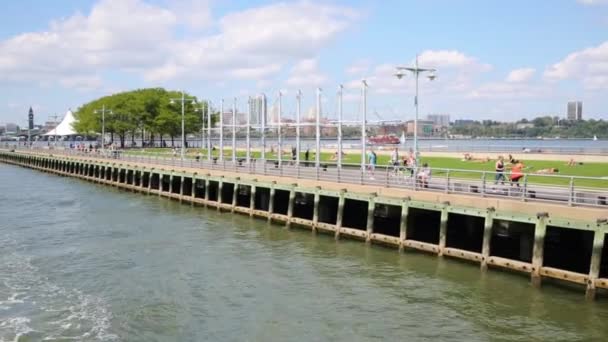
<box><xmin>1</xmin><ymin>163</ymin><xmax>608</xmax><ymax>341</ymax></box>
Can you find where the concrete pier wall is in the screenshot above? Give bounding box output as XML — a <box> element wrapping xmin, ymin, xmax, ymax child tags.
<box><xmin>2</xmin><ymin>150</ymin><xmax>608</xmax><ymax>300</ymax></box>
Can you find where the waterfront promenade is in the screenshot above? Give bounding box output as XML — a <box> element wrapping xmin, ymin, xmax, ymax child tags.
<box><xmin>18</xmin><ymin>146</ymin><xmax>608</xmax><ymax>208</ymax></box>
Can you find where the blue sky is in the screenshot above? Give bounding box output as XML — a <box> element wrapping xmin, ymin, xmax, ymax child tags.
<box><xmin>1</xmin><ymin>0</ymin><xmax>607</xmax><ymax>126</ymax></box>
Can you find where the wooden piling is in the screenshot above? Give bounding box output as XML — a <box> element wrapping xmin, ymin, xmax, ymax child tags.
<box><xmin>531</xmin><ymin>212</ymin><xmax>549</xmax><ymax>288</ymax></box>
<box><xmin>481</xmin><ymin>207</ymin><xmax>495</xmax><ymax>271</ymax></box>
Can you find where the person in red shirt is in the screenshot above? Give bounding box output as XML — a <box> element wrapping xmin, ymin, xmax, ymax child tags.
<box><xmin>510</xmin><ymin>160</ymin><xmax>524</xmax><ymax>187</ymax></box>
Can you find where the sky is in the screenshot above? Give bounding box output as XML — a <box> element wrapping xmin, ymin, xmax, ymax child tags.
<box><xmin>0</xmin><ymin>0</ymin><xmax>607</xmax><ymax>126</ymax></box>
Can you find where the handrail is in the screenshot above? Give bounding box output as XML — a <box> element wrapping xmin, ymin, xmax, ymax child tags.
<box><xmin>4</xmin><ymin>146</ymin><xmax>607</xmax><ymax>208</ymax></box>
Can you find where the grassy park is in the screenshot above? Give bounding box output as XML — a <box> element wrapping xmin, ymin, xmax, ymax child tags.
<box><xmin>122</xmin><ymin>147</ymin><xmax>608</xmax><ymax>188</ymax></box>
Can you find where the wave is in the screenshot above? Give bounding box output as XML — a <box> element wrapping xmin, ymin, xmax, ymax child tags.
<box><xmin>0</xmin><ymin>251</ymin><xmax>118</xmax><ymax>341</ymax></box>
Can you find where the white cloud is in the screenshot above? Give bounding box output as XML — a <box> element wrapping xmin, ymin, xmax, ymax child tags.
<box><xmin>344</xmin><ymin>50</ymin><xmax>490</xmax><ymax>97</ymax></box>
<box><xmin>417</xmin><ymin>50</ymin><xmax>492</xmax><ymax>72</ymax></box>
<box><xmin>145</xmin><ymin>1</ymin><xmax>358</xmax><ymax>82</ymax></box>
<box><xmin>467</xmin><ymin>82</ymin><xmax>548</xmax><ymax>100</ymax></box>
<box><xmin>0</xmin><ymin>0</ymin><xmax>176</xmax><ymax>86</ymax></box>
<box><xmin>506</xmin><ymin>68</ymin><xmax>536</xmax><ymax>83</ymax></box>
<box><xmin>578</xmin><ymin>0</ymin><xmax>608</xmax><ymax>5</ymax></box>
<box><xmin>285</xmin><ymin>58</ymin><xmax>328</xmax><ymax>87</ymax></box>
<box><xmin>544</xmin><ymin>41</ymin><xmax>608</xmax><ymax>89</ymax></box>
<box><xmin>0</xmin><ymin>0</ymin><xmax>358</xmax><ymax>90</ymax></box>
<box><xmin>345</xmin><ymin>59</ymin><xmax>370</xmax><ymax>75</ymax></box>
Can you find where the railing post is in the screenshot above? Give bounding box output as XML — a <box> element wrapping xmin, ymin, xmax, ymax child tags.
<box><xmin>385</xmin><ymin>166</ymin><xmax>390</xmax><ymax>187</ymax></box>
<box><xmin>568</xmin><ymin>177</ymin><xmax>575</xmax><ymax>206</ymax></box>
<box><xmin>445</xmin><ymin>169</ymin><xmax>450</xmax><ymax>194</ymax></box>
<box><xmin>481</xmin><ymin>171</ymin><xmax>486</xmax><ymax>197</ymax></box>
<box><xmin>337</xmin><ymin>165</ymin><xmax>341</xmax><ymax>183</ymax></box>
<box><xmin>360</xmin><ymin>164</ymin><xmax>364</xmax><ymax>185</ymax></box>
<box><xmin>521</xmin><ymin>174</ymin><xmax>528</xmax><ymax>201</ymax></box>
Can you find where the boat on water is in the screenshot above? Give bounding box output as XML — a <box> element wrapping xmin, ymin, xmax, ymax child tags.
<box><xmin>368</xmin><ymin>134</ymin><xmax>400</xmax><ymax>145</ymax></box>
<box><xmin>399</xmin><ymin>132</ymin><xmax>406</xmax><ymax>145</ymax></box>
<box><xmin>593</xmin><ymin>135</ymin><xmax>598</xmax><ymax>141</ymax></box>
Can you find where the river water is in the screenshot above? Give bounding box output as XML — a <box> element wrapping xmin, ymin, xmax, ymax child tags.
<box><xmin>1</xmin><ymin>163</ymin><xmax>607</xmax><ymax>341</ymax></box>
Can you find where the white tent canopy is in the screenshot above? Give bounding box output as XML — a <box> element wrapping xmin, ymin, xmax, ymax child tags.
<box><xmin>44</xmin><ymin>110</ymin><xmax>77</xmax><ymax>136</ymax></box>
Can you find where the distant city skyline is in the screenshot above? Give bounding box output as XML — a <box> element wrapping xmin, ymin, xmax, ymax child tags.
<box><xmin>0</xmin><ymin>0</ymin><xmax>607</xmax><ymax>125</ymax></box>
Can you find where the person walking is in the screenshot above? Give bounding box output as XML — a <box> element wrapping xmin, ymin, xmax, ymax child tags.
<box><xmin>304</xmin><ymin>148</ymin><xmax>310</xmax><ymax>167</ymax></box>
<box><xmin>510</xmin><ymin>160</ymin><xmax>524</xmax><ymax>187</ymax></box>
<box><xmin>390</xmin><ymin>147</ymin><xmax>400</xmax><ymax>174</ymax></box>
<box><xmin>494</xmin><ymin>156</ymin><xmax>506</xmax><ymax>185</ymax></box>
<box><xmin>368</xmin><ymin>149</ymin><xmax>377</xmax><ymax>180</ymax></box>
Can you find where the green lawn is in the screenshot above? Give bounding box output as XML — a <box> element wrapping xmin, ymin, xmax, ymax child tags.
<box><xmin>123</xmin><ymin>147</ymin><xmax>608</xmax><ymax>188</ymax></box>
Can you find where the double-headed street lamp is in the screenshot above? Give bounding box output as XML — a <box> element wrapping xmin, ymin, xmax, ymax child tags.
<box><xmin>169</xmin><ymin>91</ymin><xmax>197</xmax><ymax>159</ymax></box>
<box><xmin>94</xmin><ymin>105</ymin><xmax>112</xmax><ymax>153</ymax></box>
<box><xmin>395</xmin><ymin>55</ymin><xmax>437</xmax><ymax>164</ymax></box>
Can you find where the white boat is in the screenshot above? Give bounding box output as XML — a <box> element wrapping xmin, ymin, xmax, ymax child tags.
<box><xmin>593</xmin><ymin>135</ymin><xmax>598</xmax><ymax>141</ymax></box>
<box><xmin>399</xmin><ymin>132</ymin><xmax>406</xmax><ymax>145</ymax></box>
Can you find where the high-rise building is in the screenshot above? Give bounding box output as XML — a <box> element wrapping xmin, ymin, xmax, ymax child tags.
<box><xmin>426</xmin><ymin>114</ymin><xmax>450</xmax><ymax>128</ymax></box>
<box><xmin>567</xmin><ymin>101</ymin><xmax>583</xmax><ymax>121</ymax></box>
<box><xmin>249</xmin><ymin>94</ymin><xmax>267</xmax><ymax>127</ymax></box>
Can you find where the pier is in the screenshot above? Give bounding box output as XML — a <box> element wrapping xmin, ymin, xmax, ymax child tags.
<box><xmin>2</xmin><ymin>149</ymin><xmax>607</xmax><ymax>300</ymax></box>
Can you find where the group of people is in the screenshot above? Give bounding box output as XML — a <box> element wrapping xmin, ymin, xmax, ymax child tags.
<box><xmin>493</xmin><ymin>155</ymin><xmax>525</xmax><ymax>186</ymax></box>
<box><xmin>366</xmin><ymin>148</ymin><xmax>430</xmax><ymax>187</ymax></box>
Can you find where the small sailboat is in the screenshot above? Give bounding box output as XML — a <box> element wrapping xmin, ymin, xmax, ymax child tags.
<box><xmin>593</xmin><ymin>135</ymin><xmax>598</xmax><ymax>141</ymax></box>
<box><xmin>399</xmin><ymin>131</ymin><xmax>406</xmax><ymax>146</ymax></box>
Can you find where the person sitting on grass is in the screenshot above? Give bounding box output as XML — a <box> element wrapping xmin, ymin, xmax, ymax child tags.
<box><xmin>566</xmin><ymin>158</ymin><xmax>583</xmax><ymax>166</ymax></box>
<box><xmin>534</xmin><ymin>168</ymin><xmax>559</xmax><ymax>174</ymax></box>
<box><xmin>463</xmin><ymin>153</ymin><xmax>490</xmax><ymax>163</ymax></box>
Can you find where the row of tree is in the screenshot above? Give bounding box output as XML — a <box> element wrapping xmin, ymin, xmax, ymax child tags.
<box><xmin>450</xmin><ymin>116</ymin><xmax>608</xmax><ymax>138</ymax></box>
<box><xmin>73</xmin><ymin>88</ymin><xmax>211</xmax><ymax>147</ymax></box>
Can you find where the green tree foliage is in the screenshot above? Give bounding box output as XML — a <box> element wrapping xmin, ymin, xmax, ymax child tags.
<box><xmin>73</xmin><ymin>88</ymin><xmax>212</xmax><ymax>147</ymax></box>
<box><xmin>450</xmin><ymin>117</ymin><xmax>608</xmax><ymax>139</ymax></box>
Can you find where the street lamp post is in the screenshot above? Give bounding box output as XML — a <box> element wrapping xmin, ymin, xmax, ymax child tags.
<box><xmin>395</xmin><ymin>55</ymin><xmax>437</xmax><ymax>164</ymax></box>
<box><xmin>232</xmin><ymin>97</ymin><xmax>237</xmax><ymax>162</ymax></box>
<box><xmin>261</xmin><ymin>94</ymin><xmax>266</xmax><ymax>162</ymax></box>
<box><xmin>278</xmin><ymin>91</ymin><xmax>282</xmax><ymax>167</ymax></box>
<box><xmin>207</xmin><ymin>101</ymin><xmax>212</xmax><ymax>161</ymax></box>
<box><xmin>361</xmin><ymin>80</ymin><xmax>367</xmax><ymax>172</ymax></box>
<box><xmin>338</xmin><ymin>84</ymin><xmax>343</xmax><ymax>169</ymax></box>
<box><xmin>169</xmin><ymin>91</ymin><xmax>197</xmax><ymax>159</ymax></box>
<box><xmin>219</xmin><ymin>99</ymin><xmax>224</xmax><ymax>161</ymax></box>
<box><xmin>94</xmin><ymin>105</ymin><xmax>112</xmax><ymax>153</ymax></box>
<box><xmin>315</xmin><ymin>88</ymin><xmax>322</xmax><ymax>168</ymax></box>
<box><xmin>200</xmin><ymin>102</ymin><xmax>205</xmax><ymax>149</ymax></box>
<box><xmin>296</xmin><ymin>90</ymin><xmax>302</xmax><ymax>166</ymax></box>
<box><xmin>246</xmin><ymin>97</ymin><xmax>251</xmax><ymax>163</ymax></box>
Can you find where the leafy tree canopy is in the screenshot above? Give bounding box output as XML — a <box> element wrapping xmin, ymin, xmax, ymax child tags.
<box><xmin>73</xmin><ymin>88</ymin><xmax>213</xmax><ymax>147</ymax></box>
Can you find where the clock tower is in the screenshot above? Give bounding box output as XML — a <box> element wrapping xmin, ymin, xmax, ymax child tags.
<box><xmin>28</xmin><ymin>107</ymin><xmax>34</xmax><ymax>130</ymax></box>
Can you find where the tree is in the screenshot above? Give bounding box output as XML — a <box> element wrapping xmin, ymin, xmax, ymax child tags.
<box><xmin>73</xmin><ymin>88</ymin><xmax>202</xmax><ymax>148</ymax></box>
